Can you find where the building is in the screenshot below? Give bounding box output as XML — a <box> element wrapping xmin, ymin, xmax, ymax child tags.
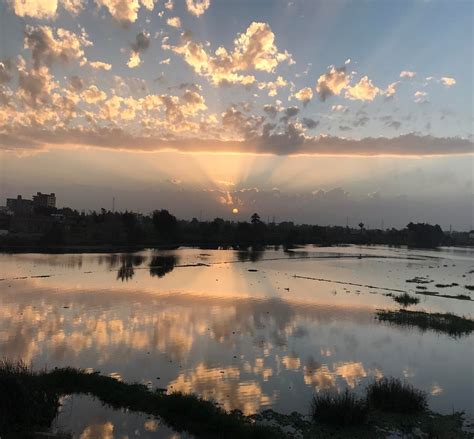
<box><xmin>33</xmin><ymin>192</ymin><xmax>56</xmax><ymax>209</ymax></box>
<box><xmin>6</xmin><ymin>195</ymin><xmax>33</xmax><ymax>215</ymax></box>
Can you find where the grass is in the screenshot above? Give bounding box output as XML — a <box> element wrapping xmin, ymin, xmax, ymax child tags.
<box><xmin>392</xmin><ymin>292</ymin><xmax>420</xmax><ymax>306</ymax></box>
<box><xmin>366</xmin><ymin>377</ymin><xmax>427</xmax><ymax>414</ymax></box>
<box><xmin>0</xmin><ymin>360</ymin><xmax>60</xmax><ymax>435</ymax></box>
<box><xmin>376</xmin><ymin>309</ymin><xmax>474</xmax><ymax>337</ymax></box>
<box><xmin>465</xmin><ymin>285</ymin><xmax>474</xmax><ymax>291</ymax></box>
<box><xmin>311</xmin><ymin>389</ymin><xmax>368</xmax><ymax>426</ymax></box>
<box><xmin>406</xmin><ymin>276</ymin><xmax>432</xmax><ymax>284</ymax></box>
<box><xmin>435</xmin><ymin>283</ymin><xmax>459</xmax><ymax>288</ymax></box>
<box><xmin>0</xmin><ymin>362</ymin><xmax>284</xmax><ymax>438</ymax></box>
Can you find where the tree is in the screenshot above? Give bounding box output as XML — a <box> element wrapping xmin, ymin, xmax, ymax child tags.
<box><xmin>251</xmin><ymin>213</ymin><xmax>261</xmax><ymax>225</ymax></box>
<box><xmin>358</xmin><ymin>222</ymin><xmax>364</xmax><ymax>231</ymax></box>
<box><xmin>152</xmin><ymin>209</ymin><xmax>178</xmax><ymax>242</ymax></box>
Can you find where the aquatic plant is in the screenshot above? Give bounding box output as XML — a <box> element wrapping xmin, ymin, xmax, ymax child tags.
<box><xmin>393</xmin><ymin>293</ymin><xmax>420</xmax><ymax>306</ymax></box>
<box><xmin>376</xmin><ymin>309</ymin><xmax>474</xmax><ymax>337</ymax></box>
<box><xmin>311</xmin><ymin>389</ymin><xmax>368</xmax><ymax>426</ymax></box>
<box><xmin>366</xmin><ymin>377</ymin><xmax>427</xmax><ymax>414</ymax></box>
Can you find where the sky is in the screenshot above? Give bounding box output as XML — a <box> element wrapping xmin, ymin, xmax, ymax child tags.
<box><xmin>0</xmin><ymin>0</ymin><xmax>472</xmax><ymax>229</ymax></box>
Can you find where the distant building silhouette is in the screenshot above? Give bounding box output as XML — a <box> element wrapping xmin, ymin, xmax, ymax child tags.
<box><xmin>6</xmin><ymin>195</ymin><xmax>33</xmax><ymax>215</ymax></box>
<box><xmin>33</xmin><ymin>192</ymin><xmax>56</xmax><ymax>209</ymax></box>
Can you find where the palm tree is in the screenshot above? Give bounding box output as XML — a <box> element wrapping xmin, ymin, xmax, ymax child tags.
<box><xmin>358</xmin><ymin>222</ymin><xmax>364</xmax><ymax>232</ymax></box>
<box><xmin>251</xmin><ymin>213</ymin><xmax>261</xmax><ymax>224</ymax></box>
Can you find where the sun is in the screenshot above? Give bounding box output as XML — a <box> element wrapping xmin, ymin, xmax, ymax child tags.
<box><xmin>232</xmin><ymin>208</ymin><xmax>239</xmax><ymax>214</ymax></box>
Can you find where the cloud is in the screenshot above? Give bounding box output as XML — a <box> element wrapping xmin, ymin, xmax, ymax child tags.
<box><xmin>0</xmin><ymin>60</ymin><xmax>14</xmax><ymax>84</ymax></box>
<box><xmin>331</xmin><ymin>104</ymin><xmax>348</xmax><ymax>112</ymax></box>
<box><xmin>171</xmin><ymin>22</ymin><xmax>293</xmax><ymax>86</ymax></box>
<box><xmin>263</xmin><ymin>104</ymin><xmax>278</xmax><ymax>119</ymax></box>
<box><xmin>440</xmin><ymin>76</ymin><xmax>456</xmax><ymax>87</ymax></box>
<box><xmin>2</xmin><ymin>127</ymin><xmax>471</xmax><ymax>157</ymax></box>
<box><xmin>9</xmin><ymin>0</ymin><xmax>84</xmax><ymax>19</ymax></box>
<box><xmin>89</xmin><ymin>60</ymin><xmax>112</xmax><ymax>70</ymax></box>
<box><xmin>400</xmin><ymin>71</ymin><xmax>416</xmax><ymax>79</ymax></box>
<box><xmin>127</xmin><ymin>31</ymin><xmax>151</xmax><ymax>68</ymax></box>
<box><xmin>414</xmin><ymin>90</ymin><xmax>428</xmax><ymax>103</ymax></box>
<box><xmin>293</xmin><ymin>87</ymin><xmax>313</xmax><ymax>103</ymax></box>
<box><xmin>383</xmin><ymin>81</ymin><xmax>398</xmax><ymax>98</ymax></box>
<box><xmin>95</xmin><ymin>0</ymin><xmax>154</xmax><ymax>24</ymax></box>
<box><xmin>316</xmin><ymin>65</ymin><xmax>351</xmax><ymax>101</ymax></box>
<box><xmin>24</xmin><ymin>25</ymin><xmax>91</xmax><ymax>69</ymax></box>
<box><xmin>186</xmin><ymin>0</ymin><xmax>210</xmax><ymax>16</ymax></box>
<box><xmin>301</xmin><ymin>117</ymin><xmax>319</xmax><ymax>129</ymax></box>
<box><xmin>167</xmin><ymin>17</ymin><xmax>182</xmax><ymax>28</ymax></box>
<box><xmin>345</xmin><ymin>76</ymin><xmax>380</xmax><ymax>101</ymax></box>
<box><xmin>81</xmin><ymin>85</ymin><xmax>107</xmax><ymax>104</ymax></box>
<box><xmin>258</xmin><ymin>76</ymin><xmax>287</xmax><ymax>97</ymax></box>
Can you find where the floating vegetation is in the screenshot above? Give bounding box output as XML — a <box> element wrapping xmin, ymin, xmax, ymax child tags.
<box><xmin>465</xmin><ymin>285</ymin><xmax>474</xmax><ymax>291</ymax></box>
<box><xmin>366</xmin><ymin>377</ymin><xmax>427</xmax><ymax>414</ymax></box>
<box><xmin>435</xmin><ymin>283</ymin><xmax>459</xmax><ymax>288</ymax></box>
<box><xmin>406</xmin><ymin>276</ymin><xmax>432</xmax><ymax>284</ymax></box>
<box><xmin>392</xmin><ymin>293</ymin><xmax>420</xmax><ymax>307</ymax></box>
<box><xmin>376</xmin><ymin>309</ymin><xmax>474</xmax><ymax>337</ymax></box>
<box><xmin>415</xmin><ymin>291</ymin><xmax>473</xmax><ymax>302</ymax></box>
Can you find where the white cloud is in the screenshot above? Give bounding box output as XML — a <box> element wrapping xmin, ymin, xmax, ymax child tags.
<box><xmin>400</xmin><ymin>71</ymin><xmax>416</xmax><ymax>79</ymax></box>
<box><xmin>440</xmin><ymin>76</ymin><xmax>456</xmax><ymax>87</ymax></box>
<box><xmin>186</xmin><ymin>0</ymin><xmax>210</xmax><ymax>16</ymax></box>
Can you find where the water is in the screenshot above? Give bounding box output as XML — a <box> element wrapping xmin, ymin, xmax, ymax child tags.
<box><xmin>0</xmin><ymin>245</ymin><xmax>473</xmax><ymax>435</ymax></box>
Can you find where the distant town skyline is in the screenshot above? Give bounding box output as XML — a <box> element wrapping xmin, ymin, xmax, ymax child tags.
<box><xmin>0</xmin><ymin>0</ymin><xmax>472</xmax><ymax>230</ymax></box>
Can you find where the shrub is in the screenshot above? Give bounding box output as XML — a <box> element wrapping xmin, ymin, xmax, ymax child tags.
<box><xmin>311</xmin><ymin>388</ymin><xmax>368</xmax><ymax>426</ymax></box>
<box><xmin>366</xmin><ymin>377</ymin><xmax>427</xmax><ymax>414</ymax></box>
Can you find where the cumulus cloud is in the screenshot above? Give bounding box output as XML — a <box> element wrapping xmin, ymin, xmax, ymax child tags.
<box><xmin>24</xmin><ymin>25</ymin><xmax>91</xmax><ymax>69</ymax></box>
<box><xmin>186</xmin><ymin>0</ymin><xmax>210</xmax><ymax>16</ymax></box>
<box><xmin>81</xmin><ymin>85</ymin><xmax>107</xmax><ymax>104</ymax></box>
<box><xmin>9</xmin><ymin>0</ymin><xmax>84</xmax><ymax>19</ymax></box>
<box><xmin>167</xmin><ymin>17</ymin><xmax>182</xmax><ymax>28</ymax></box>
<box><xmin>302</xmin><ymin>117</ymin><xmax>319</xmax><ymax>129</ymax></box>
<box><xmin>263</xmin><ymin>104</ymin><xmax>279</xmax><ymax>119</ymax></box>
<box><xmin>258</xmin><ymin>76</ymin><xmax>287</xmax><ymax>97</ymax></box>
<box><xmin>293</xmin><ymin>87</ymin><xmax>313</xmax><ymax>103</ymax></box>
<box><xmin>95</xmin><ymin>0</ymin><xmax>154</xmax><ymax>24</ymax></box>
<box><xmin>400</xmin><ymin>71</ymin><xmax>416</xmax><ymax>79</ymax></box>
<box><xmin>127</xmin><ymin>31</ymin><xmax>150</xmax><ymax>68</ymax></box>
<box><xmin>171</xmin><ymin>22</ymin><xmax>293</xmax><ymax>86</ymax></box>
<box><xmin>316</xmin><ymin>65</ymin><xmax>351</xmax><ymax>101</ymax></box>
<box><xmin>383</xmin><ymin>81</ymin><xmax>398</xmax><ymax>98</ymax></box>
<box><xmin>440</xmin><ymin>76</ymin><xmax>456</xmax><ymax>87</ymax></box>
<box><xmin>414</xmin><ymin>90</ymin><xmax>428</xmax><ymax>103</ymax></box>
<box><xmin>89</xmin><ymin>60</ymin><xmax>112</xmax><ymax>70</ymax></box>
<box><xmin>345</xmin><ymin>76</ymin><xmax>380</xmax><ymax>101</ymax></box>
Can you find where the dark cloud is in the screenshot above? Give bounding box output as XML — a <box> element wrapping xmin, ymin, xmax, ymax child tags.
<box><xmin>69</xmin><ymin>75</ymin><xmax>84</xmax><ymax>91</ymax></box>
<box><xmin>131</xmin><ymin>31</ymin><xmax>151</xmax><ymax>53</ymax></box>
<box><xmin>2</xmin><ymin>126</ymin><xmax>472</xmax><ymax>157</ymax></box>
<box><xmin>263</xmin><ymin>104</ymin><xmax>278</xmax><ymax>119</ymax></box>
<box><xmin>302</xmin><ymin>118</ymin><xmax>319</xmax><ymax>129</ymax></box>
<box><xmin>280</xmin><ymin>106</ymin><xmax>299</xmax><ymax>123</ymax></box>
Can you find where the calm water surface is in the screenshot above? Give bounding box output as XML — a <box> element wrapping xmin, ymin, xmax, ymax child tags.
<box><xmin>0</xmin><ymin>245</ymin><xmax>473</xmax><ymax>436</ymax></box>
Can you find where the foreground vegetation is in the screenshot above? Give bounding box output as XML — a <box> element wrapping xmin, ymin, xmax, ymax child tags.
<box><xmin>0</xmin><ymin>361</ymin><xmax>471</xmax><ymax>438</ymax></box>
<box><xmin>376</xmin><ymin>309</ymin><xmax>474</xmax><ymax>337</ymax></box>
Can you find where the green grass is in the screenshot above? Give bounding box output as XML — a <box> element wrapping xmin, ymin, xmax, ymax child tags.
<box><xmin>311</xmin><ymin>389</ymin><xmax>368</xmax><ymax>426</ymax></box>
<box><xmin>376</xmin><ymin>309</ymin><xmax>474</xmax><ymax>337</ymax></box>
<box><xmin>392</xmin><ymin>293</ymin><xmax>420</xmax><ymax>306</ymax></box>
<box><xmin>366</xmin><ymin>377</ymin><xmax>427</xmax><ymax>414</ymax></box>
<box><xmin>0</xmin><ymin>362</ymin><xmax>283</xmax><ymax>438</ymax></box>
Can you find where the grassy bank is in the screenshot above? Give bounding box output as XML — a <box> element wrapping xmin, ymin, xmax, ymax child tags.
<box><xmin>0</xmin><ymin>362</ymin><xmax>471</xmax><ymax>438</ymax></box>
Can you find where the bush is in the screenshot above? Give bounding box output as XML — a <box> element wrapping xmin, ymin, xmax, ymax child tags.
<box><xmin>311</xmin><ymin>388</ymin><xmax>368</xmax><ymax>426</ymax></box>
<box><xmin>366</xmin><ymin>377</ymin><xmax>427</xmax><ymax>413</ymax></box>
